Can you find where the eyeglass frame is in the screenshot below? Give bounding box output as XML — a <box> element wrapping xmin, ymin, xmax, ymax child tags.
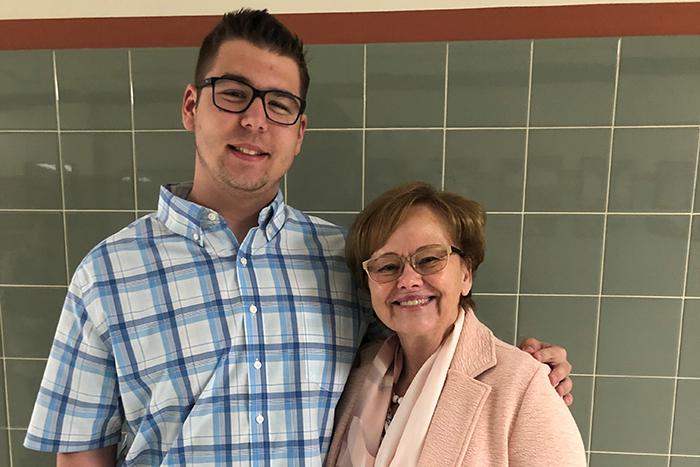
<box><xmin>196</xmin><ymin>75</ymin><xmax>307</xmax><ymax>126</ymax></box>
<box><xmin>361</xmin><ymin>244</ymin><xmax>464</xmax><ymax>284</ymax></box>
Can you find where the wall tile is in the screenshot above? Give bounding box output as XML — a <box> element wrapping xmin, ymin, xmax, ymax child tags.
<box><xmin>672</xmin><ymin>379</ymin><xmax>700</xmax><ymax>455</ymax></box>
<box><xmin>0</xmin><ymin>366</ymin><xmax>5</xmax><ymax>428</ymax></box>
<box><xmin>590</xmin><ymin>454</ymin><xmax>668</xmax><ymax>467</ymax></box>
<box><xmin>517</xmin><ymin>296</ymin><xmax>598</xmax><ymax>373</ymax></box>
<box><xmin>66</xmin><ymin>212</ymin><xmax>135</xmax><ymax>275</ymax></box>
<box><xmin>616</xmin><ymin>36</ymin><xmax>700</xmax><ymax>125</ymax></box>
<box><xmin>525</xmin><ymin>129</ymin><xmax>610</xmax><ymax>212</ymax></box>
<box><xmin>0</xmin><ymin>287</ymin><xmax>64</xmax><ymax>358</ymax></box>
<box><xmin>473</xmin><ymin>214</ymin><xmax>520</xmax><ymax>293</ymax></box>
<box><xmin>9</xmin><ymin>430</ymin><xmax>54</xmax><ymax>467</ymax></box>
<box><xmin>445</xmin><ymin>130</ymin><xmax>526</xmax><ymax>211</ymax></box>
<box><xmin>0</xmin><ymin>50</ymin><xmax>56</xmax><ymax>130</ymax></box>
<box><xmin>472</xmin><ymin>295</ymin><xmax>516</xmax><ymax>344</ymax></box>
<box><xmin>364</xmin><ymin>130</ymin><xmax>442</xmax><ymax>202</ymax></box>
<box><xmin>287</xmin><ymin>131</ymin><xmax>362</xmax><ymax>211</ymax></box>
<box><xmin>569</xmin><ymin>375</ymin><xmax>593</xmax><ymax>450</ymax></box>
<box><xmin>687</xmin><ymin>218</ymin><xmax>700</xmax><ymax>297</ymax></box>
<box><xmin>0</xmin><ymin>430</ymin><xmax>8</xmax><ymax>467</ymax></box>
<box><xmin>135</xmin><ymin>131</ymin><xmax>194</xmax><ymax>210</ymax></box>
<box><xmin>672</xmin><ymin>457</ymin><xmax>700</xmax><ymax>467</ymax></box>
<box><xmin>5</xmin><ymin>360</ymin><xmax>46</xmax><ymax>428</ymax></box>
<box><xmin>61</xmin><ymin>132</ymin><xmax>135</xmax><ymax>210</ymax></box>
<box><xmin>0</xmin><ymin>213</ymin><xmax>65</xmax><ymax>285</ymax></box>
<box><xmin>56</xmin><ymin>49</ymin><xmax>131</xmax><ymax>130</ymax></box>
<box><xmin>520</xmin><ymin>214</ymin><xmax>604</xmax><ymax>294</ymax></box>
<box><xmin>597</xmin><ymin>298</ymin><xmax>681</xmax><ymax>376</ymax></box>
<box><xmin>592</xmin><ymin>377</ymin><xmax>674</xmax><ymax>453</ymax></box>
<box><xmin>609</xmin><ymin>128</ymin><xmax>697</xmax><ymax>212</ymax></box>
<box><xmin>679</xmin><ymin>300</ymin><xmax>700</xmax><ymax>377</ymax></box>
<box><xmin>447</xmin><ymin>40</ymin><xmax>530</xmax><ymax>127</ymax></box>
<box><xmin>603</xmin><ymin>215</ymin><xmax>688</xmax><ymax>296</ymax></box>
<box><xmin>131</xmin><ymin>48</ymin><xmax>197</xmax><ymax>130</ymax></box>
<box><xmin>309</xmin><ymin>213</ymin><xmax>356</xmax><ymax>231</ymax></box>
<box><xmin>0</xmin><ymin>133</ymin><xmax>61</xmax><ymax>209</ymax></box>
<box><xmin>366</xmin><ymin>43</ymin><xmax>445</xmax><ymax>127</ymax></box>
<box><xmin>306</xmin><ymin>45</ymin><xmax>364</xmax><ymax>128</ymax></box>
<box><xmin>530</xmin><ymin>38</ymin><xmax>617</xmax><ymax>126</ymax></box>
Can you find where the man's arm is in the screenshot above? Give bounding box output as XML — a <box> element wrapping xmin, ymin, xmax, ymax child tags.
<box><xmin>519</xmin><ymin>337</ymin><xmax>574</xmax><ymax>406</ymax></box>
<box><xmin>57</xmin><ymin>445</ymin><xmax>117</xmax><ymax>467</ymax></box>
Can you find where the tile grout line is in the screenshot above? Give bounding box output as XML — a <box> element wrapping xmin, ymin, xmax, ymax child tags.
<box><xmin>128</xmin><ymin>50</ymin><xmax>139</xmax><ymax>221</ymax></box>
<box><xmin>440</xmin><ymin>42</ymin><xmax>449</xmax><ymax>191</ymax></box>
<box><xmin>0</xmin><ymin>296</ymin><xmax>13</xmax><ymax>465</ymax></box>
<box><xmin>512</xmin><ymin>40</ymin><xmax>534</xmax><ymax>344</ymax></box>
<box><xmin>361</xmin><ymin>44</ymin><xmax>369</xmax><ymax>207</ymax></box>
<box><xmin>587</xmin><ymin>36</ymin><xmax>622</xmax><ymax>463</ymax></box>
<box><xmin>666</xmin><ymin>125</ymin><xmax>700</xmax><ymax>465</ymax></box>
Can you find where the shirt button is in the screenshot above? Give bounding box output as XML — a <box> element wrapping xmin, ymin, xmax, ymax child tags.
<box><xmin>249</xmin><ymin>305</ymin><xmax>257</xmax><ymax>314</ymax></box>
<box><xmin>207</xmin><ymin>211</ymin><xmax>217</xmax><ymax>222</ymax></box>
<box><xmin>193</xmin><ymin>233</ymin><xmax>200</xmax><ymax>241</ymax></box>
<box><xmin>253</xmin><ymin>359</ymin><xmax>262</xmax><ymax>369</ymax></box>
<box><xmin>240</xmin><ymin>257</ymin><xmax>248</xmax><ymax>266</ymax></box>
<box><xmin>256</xmin><ymin>414</ymin><xmax>265</xmax><ymax>424</ymax></box>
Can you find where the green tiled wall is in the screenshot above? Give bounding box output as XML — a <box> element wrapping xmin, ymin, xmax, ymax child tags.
<box><xmin>1</xmin><ymin>36</ymin><xmax>699</xmax><ymax>465</ymax></box>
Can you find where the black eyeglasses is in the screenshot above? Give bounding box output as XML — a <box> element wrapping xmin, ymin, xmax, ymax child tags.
<box><xmin>197</xmin><ymin>76</ymin><xmax>306</xmax><ymax>125</ymax></box>
<box><xmin>362</xmin><ymin>244</ymin><xmax>464</xmax><ymax>284</ymax></box>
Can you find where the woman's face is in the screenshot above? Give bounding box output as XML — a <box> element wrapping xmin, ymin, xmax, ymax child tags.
<box><xmin>366</xmin><ymin>205</ymin><xmax>472</xmax><ymax>346</ymax></box>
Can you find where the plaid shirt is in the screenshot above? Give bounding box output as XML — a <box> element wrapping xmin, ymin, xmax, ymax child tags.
<box><xmin>25</xmin><ymin>183</ymin><xmax>370</xmax><ymax>466</ymax></box>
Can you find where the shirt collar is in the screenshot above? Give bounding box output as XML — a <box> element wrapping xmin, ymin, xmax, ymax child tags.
<box><xmin>156</xmin><ymin>182</ymin><xmax>288</xmax><ymax>246</ymax></box>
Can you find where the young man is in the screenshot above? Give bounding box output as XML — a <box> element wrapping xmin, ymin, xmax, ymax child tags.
<box><xmin>25</xmin><ymin>9</ymin><xmax>573</xmax><ymax>466</ymax></box>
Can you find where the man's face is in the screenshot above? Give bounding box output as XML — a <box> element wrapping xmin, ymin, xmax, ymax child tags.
<box><xmin>182</xmin><ymin>39</ymin><xmax>307</xmax><ymax>199</ymax></box>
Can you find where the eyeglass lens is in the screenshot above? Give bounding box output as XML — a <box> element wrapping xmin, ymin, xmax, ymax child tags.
<box><xmin>365</xmin><ymin>245</ymin><xmax>452</xmax><ymax>283</ymax></box>
<box><xmin>212</xmin><ymin>79</ymin><xmax>302</xmax><ymax>125</ymax></box>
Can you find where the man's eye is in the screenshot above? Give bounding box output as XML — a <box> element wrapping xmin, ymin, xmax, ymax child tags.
<box><xmin>219</xmin><ymin>90</ymin><xmax>248</xmax><ymax>100</ymax></box>
<box><xmin>267</xmin><ymin>99</ymin><xmax>293</xmax><ymax>115</ymax></box>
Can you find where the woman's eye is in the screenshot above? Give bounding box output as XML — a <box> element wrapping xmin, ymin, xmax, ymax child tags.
<box><xmin>376</xmin><ymin>263</ymin><xmax>400</xmax><ymax>273</ymax></box>
<box><xmin>417</xmin><ymin>256</ymin><xmax>440</xmax><ymax>266</ymax></box>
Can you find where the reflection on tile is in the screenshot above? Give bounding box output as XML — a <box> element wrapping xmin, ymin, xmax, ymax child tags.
<box><xmin>687</xmin><ymin>218</ymin><xmax>700</xmax><ymax>297</ymax></box>
<box><xmin>589</xmin><ymin>453</ymin><xmax>668</xmax><ymax>467</ymax></box>
<box><xmin>0</xmin><ymin>287</ymin><xmax>65</xmax><ymax>358</ymax></box>
<box><xmin>306</xmin><ymin>45</ymin><xmax>364</xmax><ymax>128</ymax></box>
<box><xmin>364</xmin><ymin>130</ymin><xmax>442</xmax><ymax>202</ymax></box>
<box><xmin>135</xmin><ymin>131</ymin><xmax>194</xmax><ymax>210</ymax></box>
<box><xmin>287</xmin><ymin>131</ymin><xmax>362</xmax><ymax>211</ymax></box>
<box><xmin>473</xmin><ymin>214</ymin><xmax>520</xmax><ymax>293</ymax></box>
<box><xmin>520</xmin><ymin>214</ymin><xmax>604</xmax><ymax>294</ymax></box>
<box><xmin>308</xmin><ymin>213</ymin><xmax>356</xmax><ymax>232</ymax></box>
<box><xmin>672</xmin><ymin>380</ymin><xmax>700</xmax><ymax>455</ymax></box>
<box><xmin>603</xmin><ymin>215</ymin><xmax>688</xmax><ymax>296</ymax></box>
<box><xmin>56</xmin><ymin>49</ymin><xmax>131</xmax><ymax>129</ymax></box>
<box><xmin>66</xmin><ymin>212</ymin><xmax>135</xmax><ymax>275</ymax></box>
<box><xmin>0</xmin><ymin>50</ymin><xmax>56</xmax><ymax>130</ymax></box>
<box><xmin>131</xmin><ymin>48</ymin><xmax>198</xmax><ymax>129</ymax></box>
<box><xmin>472</xmin><ymin>295</ymin><xmax>516</xmax><ymax>344</ymax></box>
<box><xmin>526</xmin><ymin>129</ymin><xmax>610</xmax><ymax>212</ymax></box>
<box><xmin>5</xmin><ymin>360</ymin><xmax>46</xmax><ymax>428</ymax></box>
<box><xmin>61</xmin><ymin>132</ymin><xmax>134</xmax><ymax>209</ymax></box>
<box><xmin>569</xmin><ymin>376</ymin><xmax>593</xmax><ymax>450</ymax></box>
<box><xmin>517</xmin><ymin>296</ymin><xmax>598</xmax><ymax>373</ymax></box>
<box><xmin>9</xmin><ymin>430</ymin><xmax>54</xmax><ymax>467</ymax></box>
<box><xmin>530</xmin><ymin>38</ymin><xmax>617</xmax><ymax>126</ymax></box>
<box><xmin>0</xmin><ymin>133</ymin><xmax>61</xmax><ymax>209</ymax></box>
<box><xmin>447</xmin><ymin>40</ymin><xmax>530</xmax><ymax>127</ymax></box>
<box><xmin>0</xmin><ymin>213</ymin><xmax>65</xmax><ymax>285</ymax></box>
<box><xmin>679</xmin><ymin>300</ymin><xmax>700</xmax><ymax>377</ymax></box>
<box><xmin>609</xmin><ymin>128</ymin><xmax>697</xmax><ymax>212</ymax></box>
<box><xmin>366</xmin><ymin>43</ymin><xmax>445</xmax><ymax>127</ymax></box>
<box><xmin>445</xmin><ymin>130</ymin><xmax>526</xmax><ymax>211</ymax></box>
<box><xmin>616</xmin><ymin>36</ymin><xmax>700</xmax><ymax>125</ymax></box>
<box><xmin>592</xmin><ymin>377</ymin><xmax>674</xmax><ymax>453</ymax></box>
<box><xmin>597</xmin><ymin>298</ymin><xmax>681</xmax><ymax>376</ymax></box>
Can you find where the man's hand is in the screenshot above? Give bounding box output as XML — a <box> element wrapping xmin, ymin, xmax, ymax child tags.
<box><xmin>519</xmin><ymin>337</ymin><xmax>574</xmax><ymax>406</ymax></box>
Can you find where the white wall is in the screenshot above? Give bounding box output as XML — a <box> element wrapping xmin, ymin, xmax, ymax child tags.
<box><xmin>2</xmin><ymin>0</ymin><xmax>698</xmax><ymax>20</ymax></box>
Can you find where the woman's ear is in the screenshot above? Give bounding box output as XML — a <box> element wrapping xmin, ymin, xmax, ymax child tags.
<box><xmin>461</xmin><ymin>261</ymin><xmax>473</xmax><ymax>296</ymax></box>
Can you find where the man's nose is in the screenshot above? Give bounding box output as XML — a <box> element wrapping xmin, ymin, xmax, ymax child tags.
<box><xmin>239</xmin><ymin>96</ymin><xmax>268</xmax><ymax>131</ymax></box>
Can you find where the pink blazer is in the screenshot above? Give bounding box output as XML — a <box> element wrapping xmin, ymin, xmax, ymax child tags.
<box><xmin>325</xmin><ymin>309</ymin><xmax>587</xmax><ymax>466</ymax></box>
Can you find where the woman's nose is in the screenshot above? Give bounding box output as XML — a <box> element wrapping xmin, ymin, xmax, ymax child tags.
<box><xmin>396</xmin><ymin>262</ymin><xmax>423</xmax><ymax>288</ymax></box>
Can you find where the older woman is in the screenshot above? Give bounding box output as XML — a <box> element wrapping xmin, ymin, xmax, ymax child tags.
<box><xmin>326</xmin><ymin>182</ymin><xmax>586</xmax><ymax>467</ymax></box>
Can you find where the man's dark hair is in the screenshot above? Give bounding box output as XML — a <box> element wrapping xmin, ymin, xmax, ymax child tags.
<box><xmin>195</xmin><ymin>8</ymin><xmax>310</xmax><ymax>99</ymax></box>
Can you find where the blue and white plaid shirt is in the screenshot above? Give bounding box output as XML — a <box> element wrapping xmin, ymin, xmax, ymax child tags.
<box><xmin>25</xmin><ymin>183</ymin><xmax>371</xmax><ymax>466</ymax></box>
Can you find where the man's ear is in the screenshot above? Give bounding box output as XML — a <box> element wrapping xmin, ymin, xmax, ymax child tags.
<box><xmin>293</xmin><ymin>113</ymin><xmax>308</xmax><ymax>156</ymax></box>
<box><xmin>182</xmin><ymin>84</ymin><xmax>198</xmax><ymax>131</ymax></box>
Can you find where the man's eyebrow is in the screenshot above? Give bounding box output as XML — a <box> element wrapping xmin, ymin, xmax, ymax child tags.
<box><xmin>217</xmin><ymin>73</ymin><xmax>298</xmax><ymax>96</ymax></box>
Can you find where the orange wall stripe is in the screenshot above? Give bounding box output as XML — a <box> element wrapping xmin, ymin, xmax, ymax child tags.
<box><xmin>2</xmin><ymin>3</ymin><xmax>700</xmax><ymax>50</ymax></box>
